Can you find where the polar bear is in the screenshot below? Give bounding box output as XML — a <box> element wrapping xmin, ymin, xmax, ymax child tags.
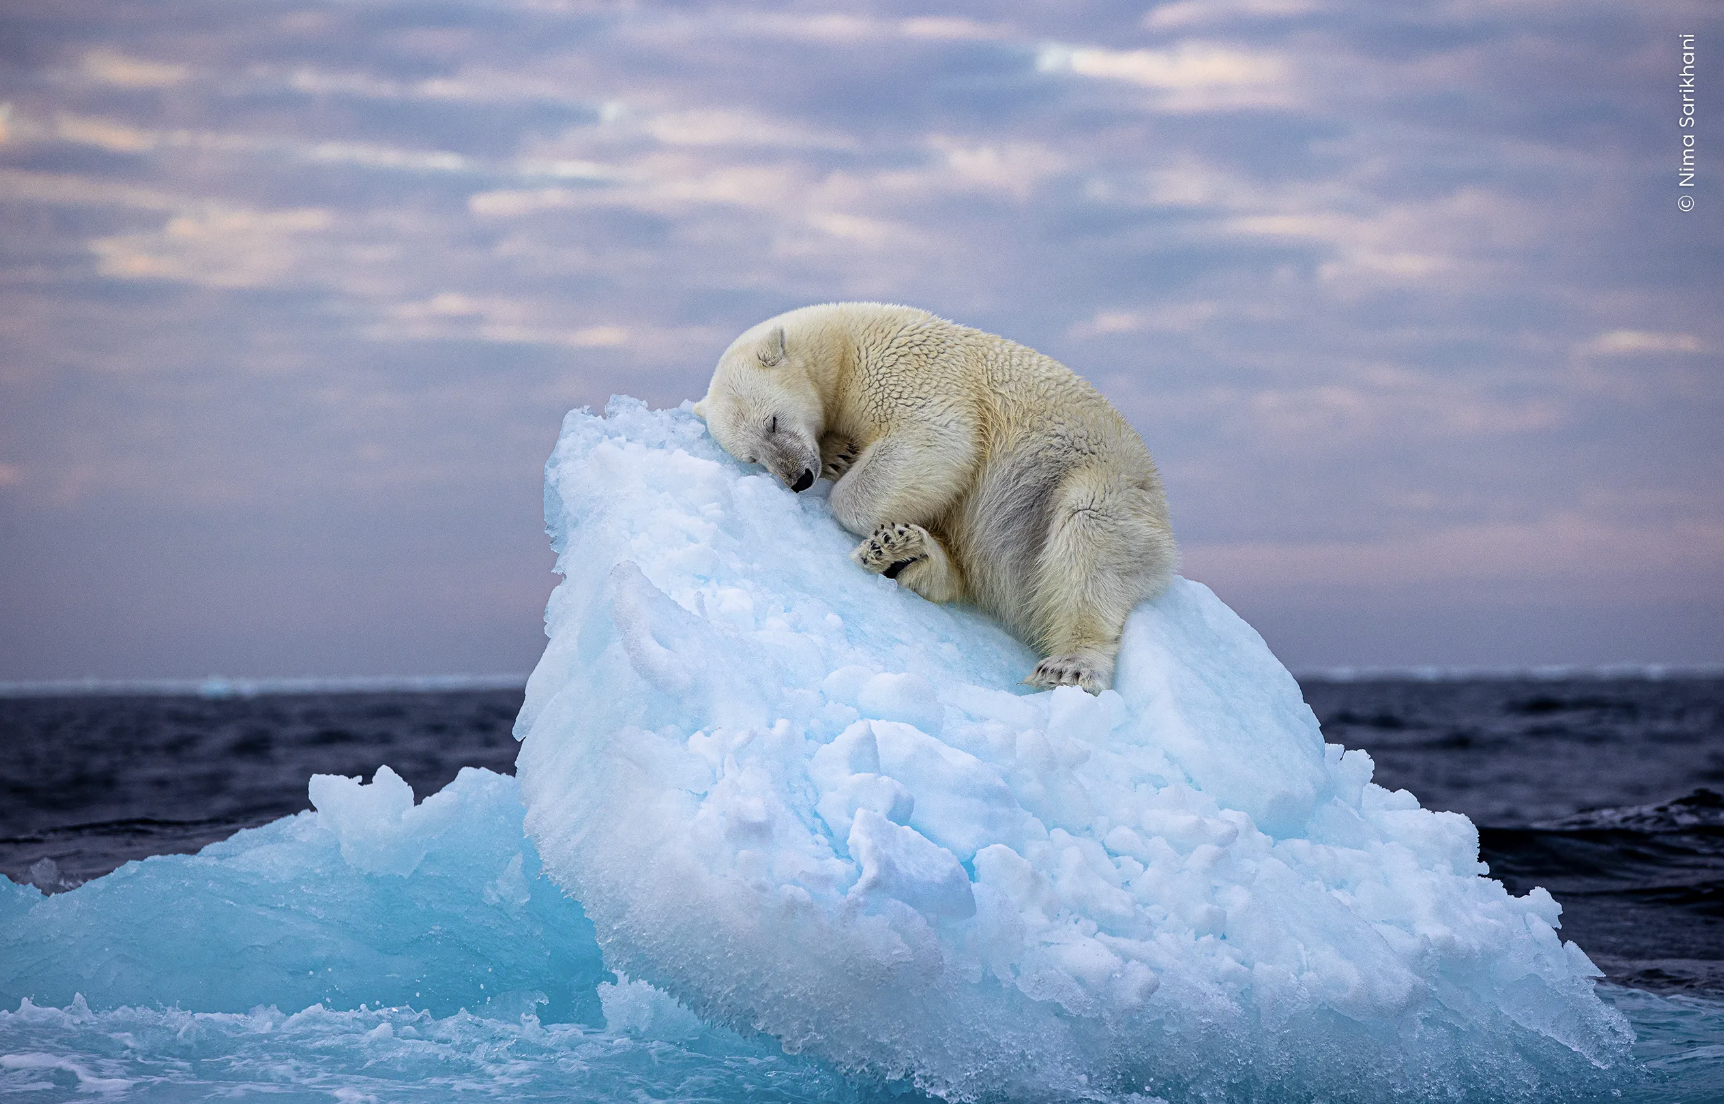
<box><xmin>694</xmin><ymin>303</ymin><xmax>1177</xmax><ymax>692</ymax></box>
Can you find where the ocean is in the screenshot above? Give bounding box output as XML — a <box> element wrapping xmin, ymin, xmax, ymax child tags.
<box><xmin>3</xmin><ymin>675</ymin><xmax>1721</xmax><ymax>1101</ymax></box>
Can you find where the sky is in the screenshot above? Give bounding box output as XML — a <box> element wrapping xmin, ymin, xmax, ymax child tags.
<box><xmin>0</xmin><ymin>0</ymin><xmax>1720</xmax><ymax>680</ymax></box>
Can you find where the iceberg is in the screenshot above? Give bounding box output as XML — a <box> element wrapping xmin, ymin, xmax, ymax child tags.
<box><xmin>514</xmin><ymin>398</ymin><xmax>1634</xmax><ymax>1102</ymax></box>
<box><xmin>1</xmin><ymin>767</ymin><xmax>608</xmax><ymax>1025</ymax></box>
<box><xmin>0</xmin><ymin>766</ymin><xmax>867</xmax><ymax>1100</ymax></box>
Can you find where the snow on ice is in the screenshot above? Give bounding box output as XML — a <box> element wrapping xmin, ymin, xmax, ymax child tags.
<box><xmin>512</xmin><ymin>399</ymin><xmax>1633</xmax><ymax>1101</ymax></box>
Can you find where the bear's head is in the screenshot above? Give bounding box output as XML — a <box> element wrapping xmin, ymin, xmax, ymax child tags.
<box><xmin>694</xmin><ymin>322</ymin><xmax>823</xmax><ymax>493</ymax></box>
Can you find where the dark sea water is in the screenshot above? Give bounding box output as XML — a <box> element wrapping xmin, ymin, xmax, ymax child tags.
<box><xmin>2</xmin><ymin>676</ymin><xmax>1722</xmax><ymax>1100</ymax></box>
<box><xmin>0</xmin><ymin>687</ymin><xmax>524</xmax><ymax>893</ymax></box>
<box><xmin>1302</xmin><ymin>676</ymin><xmax>1724</xmax><ymax>995</ymax></box>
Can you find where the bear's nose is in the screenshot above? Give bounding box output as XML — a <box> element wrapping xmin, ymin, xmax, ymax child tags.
<box><xmin>791</xmin><ymin>469</ymin><xmax>815</xmax><ymax>493</ymax></box>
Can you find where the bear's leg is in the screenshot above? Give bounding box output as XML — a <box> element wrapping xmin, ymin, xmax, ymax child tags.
<box><xmin>828</xmin><ymin>432</ymin><xmax>976</xmax><ymax>538</ymax></box>
<box><xmin>851</xmin><ymin>523</ymin><xmax>965</xmax><ymax>604</ymax></box>
<box><xmin>1024</xmin><ymin>472</ymin><xmax>1176</xmax><ymax>694</ymax></box>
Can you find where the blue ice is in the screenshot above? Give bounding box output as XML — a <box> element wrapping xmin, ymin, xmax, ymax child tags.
<box><xmin>2</xmin><ymin>767</ymin><xmax>606</xmax><ymax>1025</ymax></box>
<box><xmin>1</xmin><ymin>767</ymin><xmax>856</xmax><ymax>1099</ymax></box>
<box><xmin>512</xmin><ymin>400</ymin><xmax>1632</xmax><ymax>1101</ymax></box>
<box><xmin>1</xmin><ymin>398</ymin><xmax>1698</xmax><ymax>1102</ymax></box>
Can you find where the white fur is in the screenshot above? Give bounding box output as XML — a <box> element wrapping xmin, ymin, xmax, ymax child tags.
<box><xmin>696</xmin><ymin>303</ymin><xmax>1178</xmax><ymax>692</ymax></box>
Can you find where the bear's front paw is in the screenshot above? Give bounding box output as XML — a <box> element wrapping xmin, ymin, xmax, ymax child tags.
<box><xmin>822</xmin><ymin>437</ymin><xmax>860</xmax><ymax>481</ymax></box>
<box><xmin>1026</xmin><ymin>654</ymin><xmax>1106</xmax><ymax>694</ymax></box>
<box><xmin>851</xmin><ymin>523</ymin><xmax>929</xmax><ymax>579</ymax></box>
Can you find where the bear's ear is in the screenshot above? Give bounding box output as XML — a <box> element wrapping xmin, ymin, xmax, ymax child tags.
<box><xmin>756</xmin><ymin>326</ymin><xmax>787</xmax><ymax>368</ymax></box>
<box><xmin>691</xmin><ymin>399</ymin><xmax>708</xmax><ymax>420</ymax></box>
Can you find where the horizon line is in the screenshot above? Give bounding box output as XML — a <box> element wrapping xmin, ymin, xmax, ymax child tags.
<box><xmin>3</xmin><ymin>664</ymin><xmax>1722</xmax><ymax>699</ymax></box>
<box><xmin>0</xmin><ymin>673</ymin><xmax>531</xmax><ymax>700</ymax></box>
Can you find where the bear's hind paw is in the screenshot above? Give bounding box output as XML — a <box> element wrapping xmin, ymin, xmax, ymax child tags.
<box><xmin>1026</xmin><ymin>654</ymin><xmax>1108</xmax><ymax>694</ymax></box>
<box><xmin>852</xmin><ymin>522</ymin><xmax>929</xmax><ymax>578</ymax></box>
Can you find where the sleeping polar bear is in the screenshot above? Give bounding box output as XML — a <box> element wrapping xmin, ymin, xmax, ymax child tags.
<box><xmin>694</xmin><ymin>303</ymin><xmax>1177</xmax><ymax>693</ymax></box>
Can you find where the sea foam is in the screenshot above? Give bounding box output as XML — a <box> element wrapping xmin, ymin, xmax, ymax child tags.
<box><xmin>513</xmin><ymin>398</ymin><xmax>1633</xmax><ymax>1102</ymax></box>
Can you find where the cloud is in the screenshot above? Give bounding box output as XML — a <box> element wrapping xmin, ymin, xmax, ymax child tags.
<box><xmin>1183</xmin><ymin>513</ymin><xmax>1724</xmax><ymax>597</ymax></box>
<box><xmin>90</xmin><ymin>208</ymin><xmax>334</xmax><ymax>288</ymax></box>
<box><xmin>13</xmin><ymin>105</ymin><xmax>480</xmax><ymax>173</ymax></box>
<box><xmin>718</xmin><ymin>12</ymin><xmax>1009</xmax><ymax>44</ymax></box>
<box><xmin>11</xmin><ymin>103</ymin><xmax>622</xmax><ymax>192</ymax></box>
<box><xmin>281</xmin><ymin>65</ymin><xmax>602</xmax><ymax>114</ymax></box>
<box><xmin>304</xmin><ymin>140</ymin><xmax>473</xmax><ymax>174</ymax></box>
<box><xmin>1219</xmin><ymin>185</ymin><xmax>1546</xmax><ymax>290</ymax></box>
<box><xmin>1035</xmin><ymin>42</ymin><xmax>1296</xmax><ymax>110</ymax></box>
<box><xmin>1159</xmin><ymin>377</ymin><xmax>1569</xmax><ymax>448</ymax></box>
<box><xmin>373</xmin><ymin>293</ymin><xmax>629</xmax><ymax>349</ymax></box>
<box><xmin>80</xmin><ymin>49</ymin><xmax>188</xmax><ymax>89</ymax></box>
<box><xmin>1143</xmin><ymin>0</ymin><xmax>1324</xmax><ymax>30</ymax></box>
<box><xmin>0</xmin><ymin>167</ymin><xmax>182</xmax><ymax>211</ymax></box>
<box><xmin>468</xmin><ymin>187</ymin><xmax>587</xmax><ymax>218</ymax></box>
<box><xmin>900</xmin><ymin>16</ymin><xmax>1007</xmax><ymax>40</ymax></box>
<box><xmin>640</xmin><ymin>110</ymin><xmax>854</xmax><ymax>151</ymax></box>
<box><xmin>3</xmin><ymin>0</ymin><xmax>1720</xmax><ymax>674</ymax></box>
<box><xmin>1225</xmin><ymin>211</ymin><xmax>1450</xmax><ymax>279</ymax></box>
<box><xmin>470</xmin><ymin>135</ymin><xmax>1060</xmax><ymax>246</ymax></box>
<box><xmin>52</xmin><ymin>113</ymin><xmax>156</xmax><ymax>153</ymax></box>
<box><xmin>930</xmin><ymin>139</ymin><xmax>1068</xmax><ymax>199</ymax></box>
<box><xmin>1580</xmin><ymin>330</ymin><xmax>1707</xmax><ymax>356</ymax></box>
<box><xmin>799</xmin><ymin>211</ymin><xmax>910</xmax><ymax>249</ymax></box>
<box><xmin>1069</xmin><ymin>302</ymin><xmax>1220</xmax><ymax>339</ymax></box>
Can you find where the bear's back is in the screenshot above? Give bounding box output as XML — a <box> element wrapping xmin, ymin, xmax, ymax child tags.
<box><xmin>821</xmin><ymin>305</ymin><xmax>1128</xmax><ymax>432</ymax></box>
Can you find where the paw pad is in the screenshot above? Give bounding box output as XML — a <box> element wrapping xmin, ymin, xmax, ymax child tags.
<box><xmin>852</xmin><ymin>523</ymin><xmax>930</xmax><ymax>577</ymax></box>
